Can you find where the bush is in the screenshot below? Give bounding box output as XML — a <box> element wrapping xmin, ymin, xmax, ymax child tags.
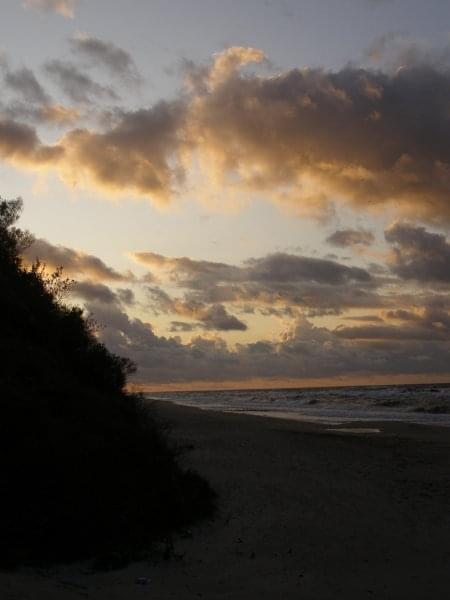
<box><xmin>0</xmin><ymin>197</ymin><xmax>215</xmax><ymax>567</ymax></box>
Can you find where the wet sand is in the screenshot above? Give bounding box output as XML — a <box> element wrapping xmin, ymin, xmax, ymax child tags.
<box><xmin>2</xmin><ymin>400</ymin><xmax>450</xmax><ymax>599</ymax></box>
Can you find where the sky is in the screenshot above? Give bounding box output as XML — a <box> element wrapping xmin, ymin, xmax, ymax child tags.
<box><xmin>2</xmin><ymin>0</ymin><xmax>450</xmax><ymax>389</ymax></box>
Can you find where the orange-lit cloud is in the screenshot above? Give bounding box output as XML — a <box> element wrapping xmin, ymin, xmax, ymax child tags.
<box><xmin>2</xmin><ymin>47</ymin><xmax>450</xmax><ymax>218</ymax></box>
<box><xmin>23</xmin><ymin>238</ymin><xmax>134</xmax><ymax>282</ymax></box>
<box><xmin>185</xmin><ymin>51</ymin><xmax>450</xmax><ymax>221</ymax></box>
<box><xmin>41</xmin><ymin>104</ymin><xmax>80</xmax><ymax>126</ymax></box>
<box><xmin>58</xmin><ymin>103</ymin><xmax>184</xmax><ymax>202</ymax></box>
<box><xmin>23</xmin><ymin>0</ymin><xmax>79</xmax><ymax>18</ymax></box>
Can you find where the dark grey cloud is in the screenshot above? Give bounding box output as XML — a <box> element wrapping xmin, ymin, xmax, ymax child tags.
<box><xmin>72</xmin><ymin>281</ymin><xmax>136</xmax><ymax>307</ymax></box>
<box><xmin>73</xmin><ymin>280</ymin><xmax>118</xmax><ymax>304</ymax></box>
<box><xmin>338</xmin><ymin>293</ymin><xmax>450</xmax><ymax>343</ymax></box>
<box><xmin>385</xmin><ymin>222</ymin><xmax>450</xmax><ymax>283</ymax></box>
<box><xmin>385</xmin><ymin>309</ymin><xmax>419</xmax><ymax>321</ymax></box>
<box><xmin>0</xmin><ymin>101</ymin><xmax>80</xmax><ymax>126</ymax></box>
<box><xmin>200</xmin><ymin>304</ymin><xmax>247</xmax><ymax>331</ymax></box>
<box><xmin>326</xmin><ymin>228</ymin><xmax>374</xmax><ymax>248</ymax></box>
<box><xmin>44</xmin><ymin>60</ymin><xmax>119</xmax><ymax>104</ymax></box>
<box><xmin>334</xmin><ymin>323</ymin><xmax>449</xmax><ymax>341</ymax></box>
<box><xmin>4</xmin><ymin>67</ymin><xmax>50</xmax><ymax>105</ymax></box>
<box><xmin>169</xmin><ymin>321</ymin><xmax>199</xmax><ymax>333</ymax></box>
<box><xmin>0</xmin><ymin>118</ymin><xmax>62</xmax><ymax>164</ymax></box>
<box><xmin>146</xmin><ymin>285</ymin><xmax>176</xmax><ymax>314</ymax></box>
<box><xmin>117</xmin><ymin>288</ymin><xmax>135</xmax><ymax>306</ymax></box>
<box><xmin>146</xmin><ymin>286</ymin><xmax>247</xmax><ymax>331</ymax></box>
<box><xmin>23</xmin><ymin>238</ymin><xmax>133</xmax><ymax>282</ymax></box>
<box><xmin>137</xmin><ymin>251</ymin><xmax>372</xmax><ymax>287</ymax></box>
<box><xmin>1</xmin><ymin>64</ymin><xmax>79</xmax><ymax>127</ymax></box>
<box><xmin>138</xmin><ymin>251</ymin><xmax>379</xmax><ymax>316</ymax></box>
<box><xmin>345</xmin><ymin>314</ymin><xmax>384</xmax><ymax>322</ymax></box>
<box><xmin>87</xmin><ymin>305</ymin><xmax>450</xmax><ymax>384</ymax></box>
<box><xmin>245</xmin><ymin>253</ymin><xmax>371</xmax><ymax>285</ymax></box>
<box><xmin>70</xmin><ymin>35</ymin><xmax>141</xmax><ymax>83</ymax></box>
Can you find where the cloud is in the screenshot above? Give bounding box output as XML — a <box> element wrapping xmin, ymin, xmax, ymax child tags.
<box><xmin>1</xmin><ymin>64</ymin><xmax>80</xmax><ymax>127</ymax></box>
<box><xmin>169</xmin><ymin>321</ymin><xmax>199</xmax><ymax>332</ymax></box>
<box><xmin>72</xmin><ymin>281</ymin><xmax>136</xmax><ymax>307</ymax></box>
<box><xmin>73</xmin><ymin>280</ymin><xmax>119</xmax><ymax>304</ymax></box>
<box><xmin>364</xmin><ymin>32</ymin><xmax>450</xmax><ymax>73</ymax></box>
<box><xmin>345</xmin><ymin>314</ymin><xmax>384</xmax><ymax>322</ymax></box>
<box><xmin>117</xmin><ymin>288</ymin><xmax>135</xmax><ymax>306</ymax></box>
<box><xmin>42</xmin><ymin>241</ymin><xmax>444</xmax><ymax>384</ymax></box>
<box><xmin>334</xmin><ymin>323</ymin><xmax>449</xmax><ymax>341</ymax></box>
<box><xmin>199</xmin><ymin>304</ymin><xmax>247</xmax><ymax>331</ymax></box>
<box><xmin>207</xmin><ymin>46</ymin><xmax>267</xmax><ymax>89</ymax></box>
<box><xmin>70</xmin><ymin>34</ymin><xmax>141</xmax><ymax>83</ymax></box>
<box><xmin>1</xmin><ymin>47</ymin><xmax>450</xmax><ymax>219</ymax></box>
<box><xmin>134</xmin><ymin>252</ymin><xmax>242</xmax><ymax>286</ymax></box>
<box><xmin>136</xmin><ymin>251</ymin><xmax>371</xmax><ymax>286</ymax></box>
<box><xmin>4</xmin><ymin>67</ymin><xmax>50</xmax><ymax>105</ymax></box>
<box><xmin>59</xmin><ymin>102</ymin><xmax>184</xmax><ymax>201</ymax></box>
<box><xmin>245</xmin><ymin>253</ymin><xmax>371</xmax><ymax>285</ymax></box>
<box><xmin>23</xmin><ymin>0</ymin><xmax>79</xmax><ymax>18</ymax></box>
<box><xmin>326</xmin><ymin>228</ymin><xmax>374</xmax><ymax>248</ymax></box>
<box><xmin>138</xmin><ymin>251</ymin><xmax>381</xmax><ymax>318</ymax></box>
<box><xmin>0</xmin><ymin>119</ymin><xmax>62</xmax><ymax>165</ymax></box>
<box><xmin>0</xmin><ymin>102</ymin><xmax>80</xmax><ymax>127</ymax></box>
<box><xmin>88</xmin><ymin>305</ymin><xmax>450</xmax><ymax>384</ymax></box>
<box><xmin>44</xmin><ymin>60</ymin><xmax>119</xmax><ymax>104</ymax></box>
<box><xmin>364</xmin><ymin>32</ymin><xmax>404</xmax><ymax>64</ymax></box>
<box><xmin>23</xmin><ymin>238</ymin><xmax>133</xmax><ymax>282</ymax></box>
<box><xmin>146</xmin><ymin>286</ymin><xmax>247</xmax><ymax>331</ymax></box>
<box><xmin>185</xmin><ymin>51</ymin><xmax>450</xmax><ymax>221</ymax></box>
<box><xmin>53</xmin><ymin>46</ymin><xmax>446</xmax><ymax>218</ymax></box>
<box><xmin>40</xmin><ymin>104</ymin><xmax>80</xmax><ymax>125</ymax></box>
<box><xmin>385</xmin><ymin>222</ymin><xmax>450</xmax><ymax>283</ymax></box>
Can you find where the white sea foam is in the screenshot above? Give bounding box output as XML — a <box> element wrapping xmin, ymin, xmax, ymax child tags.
<box><xmin>146</xmin><ymin>383</ymin><xmax>450</xmax><ymax>427</ymax></box>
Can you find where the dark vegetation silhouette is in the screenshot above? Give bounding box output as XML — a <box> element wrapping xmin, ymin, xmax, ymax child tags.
<box><xmin>0</xmin><ymin>197</ymin><xmax>215</xmax><ymax>568</ymax></box>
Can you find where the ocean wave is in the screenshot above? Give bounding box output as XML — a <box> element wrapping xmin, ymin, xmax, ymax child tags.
<box><xmin>145</xmin><ymin>383</ymin><xmax>450</xmax><ymax>427</ymax></box>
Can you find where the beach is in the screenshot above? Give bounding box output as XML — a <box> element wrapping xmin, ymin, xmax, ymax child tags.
<box><xmin>2</xmin><ymin>400</ymin><xmax>450</xmax><ymax>599</ymax></box>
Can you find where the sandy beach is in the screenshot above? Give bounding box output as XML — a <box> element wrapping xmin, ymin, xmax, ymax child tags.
<box><xmin>2</xmin><ymin>401</ymin><xmax>450</xmax><ymax>599</ymax></box>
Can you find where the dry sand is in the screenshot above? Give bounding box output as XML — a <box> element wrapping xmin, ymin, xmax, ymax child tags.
<box><xmin>2</xmin><ymin>400</ymin><xmax>450</xmax><ymax>599</ymax></box>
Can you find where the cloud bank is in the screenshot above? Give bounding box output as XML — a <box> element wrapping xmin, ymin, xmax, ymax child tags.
<box><xmin>17</xmin><ymin>228</ymin><xmax>449</xmax><ymax>385</ymax></box>
<box><xmin>90</xmin><ymin>305</ymin><xmax>450</xmax><ymax>385</ymax></box>
<box><xmin>1</xmin><ymin>47</ymin><xmax>450</xmax><ymax>220</ymax></box>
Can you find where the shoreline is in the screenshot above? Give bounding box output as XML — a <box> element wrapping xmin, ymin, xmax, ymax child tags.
<box><xmin>150</xmin><ymin>397</ymin><xmax>450</xmax><ymax>444</ymax></box>
<box><xmin>2</xmin><ymin>400</ymin><xmax>450</xmax><ymax>599</ymax></box>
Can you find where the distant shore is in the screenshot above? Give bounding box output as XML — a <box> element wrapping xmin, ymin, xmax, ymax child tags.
<box><xmin>2</xmin><ymin>400</ymin><xmax>450</xmax><ymax>599</ymax></box>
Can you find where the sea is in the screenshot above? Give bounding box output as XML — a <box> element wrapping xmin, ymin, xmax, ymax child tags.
<box><xmin>145</xmin><ymin>383</ymin><xmax>450</xmax><ymax>427</ymax></box>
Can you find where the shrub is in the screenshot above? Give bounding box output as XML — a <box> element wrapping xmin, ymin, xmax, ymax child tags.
<box><xmin>0</xmin><ymin>197</ymin><xmax>215</xmax><ymax>567</ymax></box>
